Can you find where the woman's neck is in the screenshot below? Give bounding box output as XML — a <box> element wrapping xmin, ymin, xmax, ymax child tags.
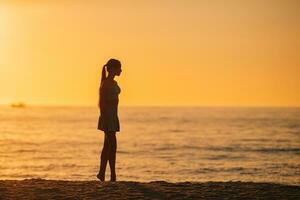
<box><xmin>107</xmin><ymin>74</ymin><xmax>115</xmax><ymax>80</ymax></box>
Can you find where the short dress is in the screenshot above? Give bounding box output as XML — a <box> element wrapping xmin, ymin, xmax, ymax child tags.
<box><xmin>97</xmin><ymin>80</ymin><xmax>121</xmax><ymax>132</ymax></box>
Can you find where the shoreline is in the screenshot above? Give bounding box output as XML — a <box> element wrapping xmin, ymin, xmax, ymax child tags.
<box><xmin>0</xmin><ymin>179</ymin><xmax>299</xmax><ymax>199</ymax></box>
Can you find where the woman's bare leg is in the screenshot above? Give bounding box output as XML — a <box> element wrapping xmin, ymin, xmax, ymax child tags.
<box><xmin>107</xmin><ymin>132</ymin><xmax>117</xmax><ymax>181</ymax></box>
<box><xmin>98</xmin><ymin>132</ymin><xmax>109</xmax><ymax>181</ymax></box>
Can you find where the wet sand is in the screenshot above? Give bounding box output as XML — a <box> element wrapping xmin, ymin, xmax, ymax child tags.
<box><xmin>0</xmin><ymin>179</ymin><xmax>299</xmax><ymax>200</ymax></box>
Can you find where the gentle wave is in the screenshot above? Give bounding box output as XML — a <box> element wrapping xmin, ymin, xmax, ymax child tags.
<box><xmin>0</xmin><ymin>106</ymin><xmax>299</xmax><ymax>185</ymax></box>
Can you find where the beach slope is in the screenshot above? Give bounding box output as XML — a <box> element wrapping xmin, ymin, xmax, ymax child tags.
<box><xmin>0</xmin><ymin>179</ymin><xmax>299</xmax><ymax>200</ymax></box>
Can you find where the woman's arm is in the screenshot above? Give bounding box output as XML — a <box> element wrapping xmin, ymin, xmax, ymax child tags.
<box><xmin>99</xmin><ymin>83</ymin><xmax>118</xmax><ymax>114</ymax></box>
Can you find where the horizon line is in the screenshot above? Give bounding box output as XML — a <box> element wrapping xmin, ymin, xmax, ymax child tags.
<box><xmin>1</xmin><ymin>104</ymin><xmax>299</xmax><ymax>108</ymax></box>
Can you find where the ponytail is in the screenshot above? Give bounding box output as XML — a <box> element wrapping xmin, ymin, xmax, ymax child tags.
<box><xmin>101</xmin><ymin>64</ymin><xmax>107</xmax><ymax>84</ymax></box>
<box><xmin>99</xmin><ymin>64</ymin><xmax>106</xmax><ymax>109</ymax></box>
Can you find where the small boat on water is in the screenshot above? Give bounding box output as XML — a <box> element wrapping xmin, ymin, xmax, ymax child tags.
<box><xmin>11</xmin><ymin>102</ymin><xmax>26</xmax><ymax>108</ymax></box>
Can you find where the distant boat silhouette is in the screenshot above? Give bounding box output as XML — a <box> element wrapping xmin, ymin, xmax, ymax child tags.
<box><xmin>11</xmin><ymin>102</ymin><xmax>26</xmax><ymax>108</ymax></box>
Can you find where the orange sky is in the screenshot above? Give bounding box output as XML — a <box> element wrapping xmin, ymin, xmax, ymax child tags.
<box><xmin>0</xmin><ymin>0</ymin><xmax>299</xmax><ymax>107</ymax></box>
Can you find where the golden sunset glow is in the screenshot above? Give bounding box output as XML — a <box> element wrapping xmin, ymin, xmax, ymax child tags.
<box><xmin>0</xmin><ymin>0</ymin><xmax>299</xmax><ymax>106</ymax></box>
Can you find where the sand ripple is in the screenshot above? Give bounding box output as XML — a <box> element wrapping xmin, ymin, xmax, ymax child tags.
<box><xmin>0</xmin><ymin>179</ymin><xmax>299</xmax><ymax>199</ymax></box>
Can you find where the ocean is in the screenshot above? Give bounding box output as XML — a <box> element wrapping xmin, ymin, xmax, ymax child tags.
<box><xmin>0</xmin><ymin>106</ymin><xmax>299</xmax><ymax>185</ymax></box>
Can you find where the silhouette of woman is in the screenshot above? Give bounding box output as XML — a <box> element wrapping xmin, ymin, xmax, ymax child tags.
<box><xmin>97</xmin><ymin>58</ymin><xmax>122</xmax><ymax>182</ymax></box>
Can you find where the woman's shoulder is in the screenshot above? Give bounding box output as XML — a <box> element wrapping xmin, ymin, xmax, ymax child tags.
<box><xmin>101</xmin><ymin>79</ymin><xmax>113</xmax><ymax>86</ymax></box>
<box><xmin>100</xmin><ymin>79</ymin><xmax>118</xmax><ymax>90</ymax></box>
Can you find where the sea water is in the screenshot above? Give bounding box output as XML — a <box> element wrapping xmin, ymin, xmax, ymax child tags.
<box><xmin>0</xmin><ymin>106</ymin><xmax>299</xmax><ymax>185</ymax></box>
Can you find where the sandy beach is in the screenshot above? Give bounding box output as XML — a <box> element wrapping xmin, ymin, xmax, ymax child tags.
<box><xmin>0</xmin><ymin>179</ymin><xmax>299</xmax><ymax>200</ymax></box>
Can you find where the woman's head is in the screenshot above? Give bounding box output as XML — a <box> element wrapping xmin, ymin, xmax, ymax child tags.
<box><xmin>101</xmin><ymin>58</ymin><xmax>122</xmax><ymax>83</ymax></box>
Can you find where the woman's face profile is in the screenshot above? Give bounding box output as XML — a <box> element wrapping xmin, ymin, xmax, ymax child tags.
<box><xmin>115</xmin><ymin>66</ymin><xmax>122</xmax><ymax>76</ymax></box>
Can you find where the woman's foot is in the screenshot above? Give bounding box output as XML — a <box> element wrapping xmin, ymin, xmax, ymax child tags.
<box><xmin>110</xmin><ymin>173</ymin><xmax>116</xmax><ymax>182</ymax></box>
<box><xmin>97</xmin><ymin>172</ymin><xmax>105</xmax><ymax>182</ymax></box>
